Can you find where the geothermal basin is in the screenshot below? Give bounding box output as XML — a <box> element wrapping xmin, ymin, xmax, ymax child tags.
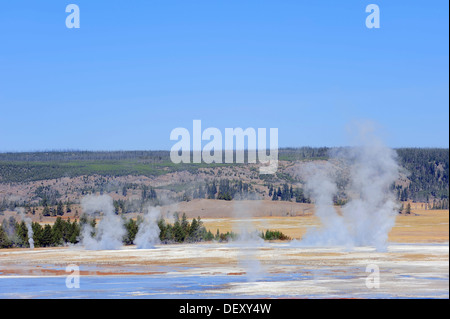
<box><xmin>0</xmin><ymin>242</ymin><xmax>448</xmax><ymax>299</ymax></box>
<box><xmin>1</xmin><ymin>208</ymin><xmax>448</xmax><ymax>299</ymax></box>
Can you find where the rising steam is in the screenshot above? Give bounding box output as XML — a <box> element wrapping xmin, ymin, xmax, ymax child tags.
<box><xmin>80</xmin><ymin>194</ymin><xmax>126</xmax><ymax>250</ymax></box>
<box><xmin>301</xmin><ymin>162</ymin><xmax>354</xmax><ymax>248</ymax></box>
<box><xmin>299</xmin><ymin>124</ymin><xmax>400</xmax><ymax>251</ymax></box>
<box><xmin>232</xmin><ymin>199</ymin><xmax>265</xmax><ymax>281</ymax></box>
<box><xmin>16</xmin><ymin>208</ymin><xmax>34</xmax><ymax>249</ymax></box>
<box><xmin>134</xmin><ymin>206</ymin><xmax>161</xmax><ymax>249</ymax></box>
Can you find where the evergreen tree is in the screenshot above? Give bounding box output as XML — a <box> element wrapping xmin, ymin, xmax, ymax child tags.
<box><xmin>65</xmin><ymin>202</ymin><xmax>72</xmax><ymax>214</ymax></box>
<box><xmin>215</xmin><ymin>229</ymin><xmax>220</xmax><ymax>241</ymax></box>
<box><xmin>41</xmin><ymin>224</ymin><xmax>53</xmax><ymax>247</ymax></box>
<box><xmin>406</xmin><ymin>203</ymin><xmax>412</xmax><ymax>215</ymax></box>
<box><xmin>272</xmin><ymin>190</ymin><xmax>278</xmax><ymax>201</ymax></box>
<box><xmin>181</xmin><ymin>213</ymin><xmax>190</xmax><ymax>239</ymax></box>
<box><xmin>51</xmin><ymin>217</ymin><xmax>64</xmax><ymax>245</ymax></box>
<box><xmin>56</xmin><ymin>201</ymin><xmax>64</xmax><ymax>216</ymax></box>
<box><xmin>0</xmin><ymin>224</ymin><xmax>12</xmax><ymax>248</ymax></box>
<box><xmin>32</xmin><ymin>222</ymin><xmax>43</xmax><ymax>247</ymax></box>
<box><xmin>189</xmin><ymin>218</ymin><xmax>199</xmax><ymax>241</ymax></box>
<box><xmin>157</xmin><ymin>218</ymin><xmax>168</xmax><ymax>242</ymax></box>
<box><xmin>16</xmin><ymin>221</ymin><xmax>28</xmax><ymax>248</ymax></box>
<box><xmin>173</xmin><ymin>219</ymin><xmax>185</xmax><ymax>242</ymax></box>
<box><xmin>42</xmin><ymin>204</ymin><xmax>50</xmax><ymax>217</ymax></box>
<box><xmin>204</xmin><ymin>230</ymin><xmax>214</xmax><ymax>241</ymax></box>
<box><xmin>165</xmin><ymin>223</ymin><xmax>174</xmax><ymax>242</ymax></box>
<box><xmin>69</xmin><ymin>219</ymin><xmax>80</xmax><ymax>244</ymax></box>
<box><xmin>123</xmin><ymin>218</ymin><xmax>138</xmax><ymax>245</ymax></box>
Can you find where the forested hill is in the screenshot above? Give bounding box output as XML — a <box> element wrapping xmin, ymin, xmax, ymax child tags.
<box><xmin>0</xmin><ymin>148</ymin><xmax>448</xmax><ymax>203</ymax></box>
<box><xmin>396</xmin><ymin>148</ymin><xmax>449</xmax><ymax>202</ymax></box>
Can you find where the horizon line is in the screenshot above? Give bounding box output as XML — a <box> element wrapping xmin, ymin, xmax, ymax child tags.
<box><xmin>0</xmin><ymin>146</ymin><xmax>449</xmax><ymax>154</ymax></box>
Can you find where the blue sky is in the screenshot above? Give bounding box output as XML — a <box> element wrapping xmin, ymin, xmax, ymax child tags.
<box><xmin>0</xmin><ymin>0</ymin><xmax>448</xmax><ymax>151</ymax></box>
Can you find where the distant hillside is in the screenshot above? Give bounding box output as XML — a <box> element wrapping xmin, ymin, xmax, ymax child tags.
<box><xmin>395</xmin><ymin>148</ymin><xmax>449</xmax><ymax>202</ymax></box>
<box><xmin>0</xmin><ymin>148</ymin><xmax>448</xmax><ymax>207</ymax></box>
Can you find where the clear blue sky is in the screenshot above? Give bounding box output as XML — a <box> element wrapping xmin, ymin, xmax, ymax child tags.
<box><xmin>0</xmin><ymin>0</ymin><xmax>448</xmax><ymax>151</ymax></box>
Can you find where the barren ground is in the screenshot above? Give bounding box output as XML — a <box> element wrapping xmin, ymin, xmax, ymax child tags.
<box><xmin>0</xmin><ymin>205</ymin><xmax>448</xmax><ymax>298</ymax></box>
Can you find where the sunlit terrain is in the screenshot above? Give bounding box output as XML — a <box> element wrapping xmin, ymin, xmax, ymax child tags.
<box><xmin>0</xmin><ymin>207</ymin><xmax>448</xmax><ymax>299</ymax></box>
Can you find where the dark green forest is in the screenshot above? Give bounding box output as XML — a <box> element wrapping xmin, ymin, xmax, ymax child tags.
<box><xmin>0</xmin><ymin>213</ymin><xmax>288</xmax><ymax>249</ymax></box>
<box><xmin>395</xmin><ymin>148</ymin><xmax>449</xmax><ymax>202</ymax></box>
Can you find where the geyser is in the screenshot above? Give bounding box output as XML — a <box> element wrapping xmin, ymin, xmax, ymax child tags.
<box><xmin>299</xmin><ymin>125</ymin><xmax>400</xmax><ymax>251</ymax></box>
<box><xmin>134</xmin><ymin>206</ymin><xmax>161</xmax><ymax>249</ymax></box>
<box><xmin>16</xmin><ymin>208</ymin><xmax>34</xmax><ymax>249</ymax></box>
<box><xmin>80</xmin><ymin>194</ymin><xmax>126</xmax><ymax>250</ymax></box>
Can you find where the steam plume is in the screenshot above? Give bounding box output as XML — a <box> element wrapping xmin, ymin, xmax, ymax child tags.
<box><xmin>80</xmin><ymin>194</ymin><xmax>126</xmax><ymax>250</ymax></box>
<box><xmin>299</xmin><ymin>124</ymin><xmax>400</xmax><ymax>251</ymax></box>
<box><xmin>134</xmin><ymin>206</ymin><xmax>161</xmax><ymax>249</ymax></box>
<box><xmin>301</xmin><ymin>163</ymin><xmax>353</xmax><ymax>248</ymax></box>
<box><xmin>16</xmin><ymin>208</ymin><xmax>34</xmax><ymax>249</ymax></box>
<box><xmin>232</xmin><ymin>199</ymin><xmax>265</xmax><ymax>281</ymax></box>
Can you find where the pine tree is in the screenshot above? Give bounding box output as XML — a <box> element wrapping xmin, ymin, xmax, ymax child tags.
<box><xmin>173</xmin><ymin>219</ymin><xmax>185</xmax><ymax>242</ymax></box>
<box><xmin>56</xmin><ymin>201</ymin><xmax>64</xmax><ymax>216</ymax></box>
<box><xmin>41</xmin><ymin>224</ymin><xmax>53</xmax><ymax>247</ymax></box>
<box><xmin>272</xmin><ymin>190</ymin><xmax>278</xmax><ymax>201</ymax></box>
<box><xmin>52</xmin><ymin>217</ymin><xmax>64</xmax><ymax>245</ymax></box>
<box><xmin>189</xmin><ymin>218</ymin><xmax>199</xmax><ymax>241</ymax></box>
<box><xmin>123</xmin><ymin>218</ymin><xmax>138</xmax><ymax>245</ymax></box>
<box><xmin>42</xmin><ymin>204</ymin><xmax>50</xmax><ymax>217</ymax></box>
<box><xmin>406</xmin><ymin>203</ymin><xmax>411</xmax><ymax>215</ymax></box>
<box><xmin>158</xmin><ymin>218</ymin><xmax>167</xmax><ymax>241</ymax></box>
<box><xmin>68</xmin><ymin>220</ymin><xmax>80</xmax><ymax>244</ymax></box>
<box><xmin>181</xmin><ymin>213</ymin><xmax>190</xmax><ymax>238</ymax></box>
<box><xmin>215</xmin><ymin>229</ymin><xmax>220</xmax><ymax>241</ymax></box>
<box><xmin>16</xmin><ymin>221</ymin><xmax>28</xmax><ymax>248</ymax></box>
<box><xmin>32</xmin><ymin>222</ymin><xmax>43</xmax><ymax>247</ymax></box>
<box><xmin>0</xmin><ymin>224</ymin><xmax>12</xmax><ymax>248</ymax></box>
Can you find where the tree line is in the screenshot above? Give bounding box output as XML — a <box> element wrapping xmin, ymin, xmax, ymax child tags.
<box><xmin>0</xmin><ymin>216</ymin><xmax>80</xmax><ymax>248</ymax></box>
<box><xmin>268</xmin><ymin>183</ymin><xmax>311</xmax><ymax>203</ymax></box>
<box><xmin>1</xmin><ymin>148</ymin><xmax>447</xmax><ymax>204</ymax></box>
<box><xmin>0</xmin><ymin>213</ymin><xmax>290</xmax><ymax>249</ymax></box>
<box><xmin>396</xmin><ymin>148</ymin><xmax>449</xmax><ymax>202</ymax></box>
<box><xmin>189</xmin><ymin>179</ymin><xmax>256</xmax><ymax>201</ymax></box>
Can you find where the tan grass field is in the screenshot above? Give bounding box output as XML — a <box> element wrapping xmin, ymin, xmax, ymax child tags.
<box><xmin>1</xmin><ymin>199</ymin><xmax>447</xmax><ymax>243</ymax></box>
<box><xmin>201</xmin><ymin>207</ymin><xmax>449</xmax><ymax>243</ymax></box>
<box><xmin>0</xmin><ymin>203</ymin><xmax>447</xmax><ymax>298</ymax></box>
<box><xmin>389</xmin><ymin>209</ymin><xmax>449</xmax><ymax>243</ymax></box>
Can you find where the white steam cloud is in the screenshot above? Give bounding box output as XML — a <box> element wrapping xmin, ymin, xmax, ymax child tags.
<box><xmin>232</xmin><ymin>200</ymin><xmax>265</xmax><ymax>281</ymax></box>
<box><xmin>134</xmin><ymin>206</ymin><xmax>161</xmax><ymax>249</ymax></box>
<box><xmin>16</xmin><ymin>207</ymin><xmax>34</xmax><ymax>249</ymax></box>
<box><xmin>80</xmin><ymin>194</ymin><xmax>126</xmax><ymax>250</ymax></box>
<box><xmin>301</xmin><ymin>162</ymin><xmax>354</xmax><ymax>248</ymax></box>
<box><xmin>299</xmin><ymin>124</ymin><xmax>400</xmax><ymax>251</ymax></box>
